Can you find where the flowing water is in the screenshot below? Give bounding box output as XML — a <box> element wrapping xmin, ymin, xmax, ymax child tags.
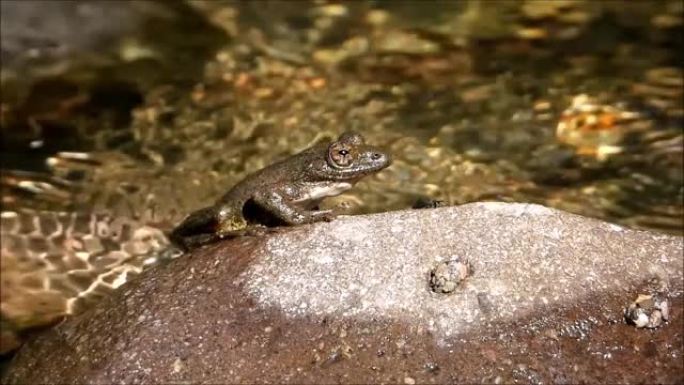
<box><xmin>0</xmin><ymin>0</ymin><xmax>682</xmax><ymax>357</ymax></box>
<box><xmin>3</xmin><ymin>0</ymin><xmax>682</xmax><ymax>234</ymax></box>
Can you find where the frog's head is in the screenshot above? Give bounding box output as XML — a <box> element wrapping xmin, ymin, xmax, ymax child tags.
<box><xmin>313</xmin><ymin>132</ymin><xmax>391</xmax><ymax>181</ymax></box>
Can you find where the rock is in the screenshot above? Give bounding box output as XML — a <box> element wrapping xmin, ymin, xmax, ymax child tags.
<box><xmin>3</xmin><ymin>203</ymin><xmax>683</xmax><ymax>384</ymax></box>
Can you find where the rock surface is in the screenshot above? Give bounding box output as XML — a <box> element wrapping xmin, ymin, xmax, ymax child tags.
<box><xmin>3</xmin><ymin>203</ymin><xmax>683</xmax><ymax>384</ymax></box>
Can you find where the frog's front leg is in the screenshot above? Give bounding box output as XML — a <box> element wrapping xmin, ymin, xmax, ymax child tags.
<box><xmin>251</xmin><ymin>191</ymin><xmax>335</xmax><ymax>225</ymax></box>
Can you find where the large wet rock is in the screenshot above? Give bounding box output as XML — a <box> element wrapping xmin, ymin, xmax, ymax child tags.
<box><xmin>3</xmin><ymin>203</ymin><xmax>683</xmax><ymax>384</ymax></box>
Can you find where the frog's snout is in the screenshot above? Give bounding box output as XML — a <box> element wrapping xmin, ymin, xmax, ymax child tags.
<box><xmin>366</xmin><ymin>151</ymin><xmax>391</xmax><ymax>173</ymax></box>
<box><xmin>372</xmin><ymin>151</ymin><xmax>392</xmax><ymax>167</ymax></box>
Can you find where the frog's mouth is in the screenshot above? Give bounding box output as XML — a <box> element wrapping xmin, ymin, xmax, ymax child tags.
<box><xmin>325</xmin><ymin>151</ymin><xmax>392</xmax><ymax>180</ymax></box>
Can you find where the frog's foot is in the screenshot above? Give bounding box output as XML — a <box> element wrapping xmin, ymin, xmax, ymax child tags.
<box><xmin>312</xmin><ymin>209</ymin><xmax>336</xmax><ymax>222</ymax></box>
<box><xmin>245</xmin><ymin>225</ymin><xmax>305</xmax><ymax>237</ymax></box>
<box><xmin>243</xmin><ymin>225</ymin><xmax>271</xmax><ymax>237</ymax></box>
<box><xmin>412</xmin><ymin>197</ymin><xmax>446</xmax><ymax>209</ymax></box>
<box><xmin>334</xmin><ymin>200</ymin><xmax>355</xmax><ymax>212</ymax></box>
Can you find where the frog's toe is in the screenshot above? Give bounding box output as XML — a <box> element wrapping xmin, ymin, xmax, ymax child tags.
<box><xmin>337</xmin><ymin>200</ymin><xmax>355</xmax><ymax>210</ymax></box>
<box><xmin>243</xmin><ymin>225</ymin><xmax>270</xmax><ymax>237</ymax></box>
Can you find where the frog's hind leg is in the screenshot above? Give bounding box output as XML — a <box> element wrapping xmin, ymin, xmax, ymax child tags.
<box><xmin>173</xmin><ymin>233</ymin><xmax>222</xmax><ymax>250</ymax></box>
<box><xmin>176</xmin><ymin>229</ymin><xmax>251</xmax><ymax>250</ymax></box>
<box><xmin>169</xmin><ymin>206</ymin><xmax>220</xmax><ymax>250</ymax></box>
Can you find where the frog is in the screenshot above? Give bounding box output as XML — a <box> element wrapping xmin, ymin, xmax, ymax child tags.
<box><xmin>169</xmin><ymin>132</ymin><xmax>391</xmax><ymax>250</ymax></box>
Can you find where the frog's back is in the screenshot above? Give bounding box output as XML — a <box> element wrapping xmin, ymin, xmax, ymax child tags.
<box><xmin>217</xmin><ymin>145</ymin><xmax>323</xmax><ymax>206</ymax></box>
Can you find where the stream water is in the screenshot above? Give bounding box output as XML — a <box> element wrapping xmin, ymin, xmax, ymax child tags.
<box><xmin>0</xmin><ymin>0</ymin><xmax>682</xmax><ymax>360</ymax></box>
<box><xmin>2</xmin><ymin>0</ymin><xmax>681</xmax><ymax>235</ymax></box>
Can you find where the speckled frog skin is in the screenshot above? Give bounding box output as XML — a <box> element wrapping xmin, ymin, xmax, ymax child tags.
<box><xmin>170</xmin><ymin>132</ymin><xmax>391</xmax><ymax>249</ymax></box>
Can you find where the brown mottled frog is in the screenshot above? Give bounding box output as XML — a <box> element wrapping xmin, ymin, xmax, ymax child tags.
<box><xmin>170</xmin><ymin>132</ymin><xmax>391</xmax><ymax>249</ymax></box>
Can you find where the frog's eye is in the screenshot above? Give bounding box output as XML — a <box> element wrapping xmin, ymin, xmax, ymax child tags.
<box><xmin>328</xmin><ymin>142</ymin><xmax>354</xmax><ymax>168</ymax></box>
